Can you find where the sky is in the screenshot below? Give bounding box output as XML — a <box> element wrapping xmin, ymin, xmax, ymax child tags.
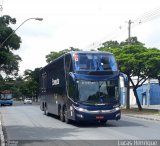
<box><xmin>1</xmin><ymin>0</ymin><xmax>160</xmax><ymax>74</ymax></box>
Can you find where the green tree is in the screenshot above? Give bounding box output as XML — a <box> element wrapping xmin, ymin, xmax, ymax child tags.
<box><xmin>99</xmin><ymin>44</ymin><xmax>160</xmax><ymax>110</ymax></box>
<box><xmin>99</xmin><ymin>37</ymin><xmax>143</xmax><ymax>49</ymax></box>
<box><xmin>120</xmin><ymin>37</ymin><xmax>144</xmax><ymax>46</ymax></box>
<box><xmin>0</xmin><ymin>15</ymin><xmax>21</xmax><ymax>78</ymax></box>
<box><xmin>46</xmin><ymin>51</ymin><xmax>64</xmax><ymax>63</ymax></box>
<box><xmin>46</xmin><ymin>47</ymin><xmax>80</xmax><ymax>63</ymax></box>
<box><xmin>101</xmin><ymin>40</ymin><xmax>120</xmax><ymax>49</ymax></box>
<box><xmin>0</xmin><ymin>51</ymin><xmax>21</xmax><ymax>77</ymax></box>
<box><xmin>21</xmin><ymin>68</ymin><xmax>41</xmax><ymax>101</ymax></box>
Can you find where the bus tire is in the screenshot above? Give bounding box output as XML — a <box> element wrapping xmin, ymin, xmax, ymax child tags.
<box><xmin>64</xmin><ymin>106</ymin><xmax>70</xmax><ymax>124</ymax></box>
<box><xmin>44</xmin><ymin>103</ymin><xmax>49</xmax><ymax>116</ymax></box>
<box><xmin>60</xmin><ymin>107</ymin><xmax>65</xmax><ymax>122</ymax></box>
<box><xmin>58</xmin><ymin>105</ymin><xmax>61</xmax><ymax>118</ymax></box>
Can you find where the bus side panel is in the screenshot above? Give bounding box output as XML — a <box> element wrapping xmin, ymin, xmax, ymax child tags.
<box><xmin>40</xmin><ymin>55</ymin><xmax>67</xmax><ymax>116</ymax></box>
<box><xmin>46</xmin><ymin>94</ymin><xmax>65</xmax><ymax>116</ymax></box>
<box><xmin>46</xmin><ymin>94</ymin><xmax>57</xmax><ymax>115</ymax></box>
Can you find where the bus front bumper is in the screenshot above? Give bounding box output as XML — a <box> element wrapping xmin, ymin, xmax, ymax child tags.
<box><xmin>74</xmin><ymin>107</ymin><xmax>121</xmax><ymax>122</ymax></box>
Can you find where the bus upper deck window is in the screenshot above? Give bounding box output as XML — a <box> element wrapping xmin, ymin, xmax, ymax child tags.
<box><xmin>101</xmin><ymin>57</ymin><xmax>111</xmax><ymax>70</ymax></box>
<box><xmin>79</xmin><ymin>55</ymin><xmax>88</xmax><ymax>69</ymax></box>
<box><xmin>109</xmin><ymin>55</ymin><xmax>118</xmax><ymax>71</ymax></box>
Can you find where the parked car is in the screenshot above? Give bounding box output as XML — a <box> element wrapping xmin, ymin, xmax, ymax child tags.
<box><xmin>24</xmin><ymin>98</ymin><xmax>32</xmax><ymax>104</ymax></box>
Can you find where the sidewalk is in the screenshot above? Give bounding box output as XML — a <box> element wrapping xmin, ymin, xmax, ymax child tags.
<box><xmin>131</xmin><ymin>105</ymin><xmax>160</xmax><ymax>111</ymax></box>
<box><xmin>122</xmin><ymin>105</ymin><xmax>160</xmax><ymax>121</ymax></box>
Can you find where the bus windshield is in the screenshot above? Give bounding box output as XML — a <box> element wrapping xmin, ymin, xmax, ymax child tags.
<box><xmin>73</xmin><ymin>53</ymin><xmax>118</xmax><ymax>71</ymax></box>
<box><xmin>76</xmin><ymin>80</ymin><xmax>119</xmax><ymax>105</ymax></box>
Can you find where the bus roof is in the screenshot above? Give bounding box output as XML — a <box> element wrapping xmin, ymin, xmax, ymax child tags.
<box><xmin>69</xmin><ymin>51</ymin><xmax>113</xmax><ymax>55</ymax></box>
<box><xmin>41</xmin><ymin>51</ymin><xmax>114</xmax><ymax>71</ymax></box>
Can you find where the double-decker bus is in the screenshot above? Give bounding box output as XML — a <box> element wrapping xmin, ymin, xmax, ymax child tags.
<box><xmin>0</xmin><ymin>90</ymin><xmax>13</xmax><ymax>106</ymax></box>
<box><xmin>40</xmin><ymin>51</ymin><xmax>127</xmax><ymax>123</ymax></box>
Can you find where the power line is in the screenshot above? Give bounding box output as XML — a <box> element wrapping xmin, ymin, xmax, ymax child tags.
<box><xmin>134</xmin><ymin>7</ymin><xmax>160</xmax><ymax>23</ymax></box>
<box><xmin>85</xmin><ymin>23</ymin><xmax>129</xmax><ymax>50</ymax></box>
<box><xmin>127</xmin><ymin>7</ymin><xmax>160</xmax><ymax>43</ymax></box>
<box><xmin>85</xmin><ymin>7</ymin><xmax>160</xmax><ymax>50</ymax></box>
<box><xmin>131</xmin><ymin>7</ymin><xmax>160</xmax><ymax>28</ymax></box>
<box><xmin>85</xmin><ymin>23</ymin><xmax>128</xmax><ymax>50</ymax></box>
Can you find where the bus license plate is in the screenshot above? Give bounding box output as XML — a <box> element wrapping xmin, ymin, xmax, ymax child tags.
<box><xmin>96</xmin><ymin>116</ymin><xmax>104</xmax><ymax>119</ymax></box>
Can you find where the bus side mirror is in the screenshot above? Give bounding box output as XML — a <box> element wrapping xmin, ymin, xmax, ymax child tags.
<box><xmin>69</xmin><ymin>72</ymin><xmax>76</xmax><ymax>82</ymax></box>
<box><xmin>120</xmin><ymin>72</ymin><xmax>128</xmax><ymax>87</ymax></box>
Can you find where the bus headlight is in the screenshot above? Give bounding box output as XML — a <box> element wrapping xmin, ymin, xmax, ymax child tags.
<box><xmin>73</xmin><ymin>106</ymin><xmax>88</xmax><ymax>112</ymax></box>
<box><xmin>115</xmin><ymin>107</ymin><xmax>120</xmax><ymax>111</ymax></box>
<box><xmin>113</xmin><ymin>104</ymin><xmax>119</xmax><ymax>108</ymax></box>
<box><xmin>113</xmin><ymin>104</ymin><xmax>120</xmax><ymax>111</ymax></box>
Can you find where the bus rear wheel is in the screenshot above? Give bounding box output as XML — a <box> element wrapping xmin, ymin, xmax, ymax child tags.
<box><xmin>60</xmin><ymin>108</ymin><xmax>65</xmax><ymax>122</ymax></box>
<box><xmin>64</xmin><ymin>107</ymin><xmax>70</xmax><ymax>124</ymax></box>
<box><xmin>44</xmin><ymin>104</ymin><xmax>49</xmax><ymax>116</ymax></box>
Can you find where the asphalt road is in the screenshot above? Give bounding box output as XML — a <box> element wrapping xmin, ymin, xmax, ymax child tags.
<box><xmin>0</xmin><ymin>103</ymin><xmax>160</xmax><ymax>146</ymax></box>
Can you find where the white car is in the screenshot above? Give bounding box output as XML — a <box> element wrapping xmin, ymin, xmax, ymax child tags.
<box><xmin>24</xmin><ymin>98</ymin><xmax>32</xmax><ymax>104</ymax></box>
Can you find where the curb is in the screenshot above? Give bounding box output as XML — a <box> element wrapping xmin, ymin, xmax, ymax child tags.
<box><xmin>123</xmin><ymin>114</ymin><xmax>160</xmax><ymax>121</ymax></box>
<box><xmin>0</xmin><ymin>113</ymin><xmax>5</xmax><ymax>146</ymax></box>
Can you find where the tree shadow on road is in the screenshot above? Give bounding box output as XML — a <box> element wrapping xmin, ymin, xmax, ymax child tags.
<box><xmin>4</xmin><ymin>125</ymin><xmax>78</xmax><ymax>141</ymax></box>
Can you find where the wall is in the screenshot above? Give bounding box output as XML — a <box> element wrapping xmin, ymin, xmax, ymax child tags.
<box><xmin>136</xmin><ymin>83</ymin><xmax>160</xmax><ymax>105</ymax></box>
<box><xmin>150</xmin><ymin>84</ymin><xmax>160</xmax><ymax>104</ymax></box>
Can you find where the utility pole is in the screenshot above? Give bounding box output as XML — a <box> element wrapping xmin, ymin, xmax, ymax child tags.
<box><xmin>126</xmin><ymin>19</ymin><xmax>133</xmax><ymax>109</ymax></box>
<box><xmin>128</xmin><ymin>20</ymin><xmax>133</xmax><ymax>44</ymax></box>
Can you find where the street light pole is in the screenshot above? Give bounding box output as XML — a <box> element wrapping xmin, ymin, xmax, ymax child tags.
<box><xmin>0</xmin><ymin>17</ymin><xmax>43</xmax><ymax>48</ymax></box>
